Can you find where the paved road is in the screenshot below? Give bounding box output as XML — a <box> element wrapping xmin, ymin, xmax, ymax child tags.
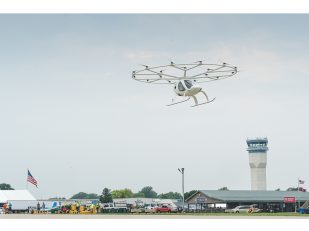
<box><xmin>1</xmin><ymin>214</ymin><xmax>309</xmax><ymax>219</ymax></box>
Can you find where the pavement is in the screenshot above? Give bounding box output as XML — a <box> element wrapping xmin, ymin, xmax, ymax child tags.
<box><xmin>1</xmin><ymin>214</ymin><xmax>309</xmax><ymax>219</ymax></box>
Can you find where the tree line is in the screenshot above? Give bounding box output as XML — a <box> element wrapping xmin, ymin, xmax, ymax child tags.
<box><xmin>69</xmin><ymin>186</ymin><xmax>200</xmax><ymax>202</ymax></box>
<box><xmin>97</xmin><ymin>187</ymin><xmax>200</xmax><ymax>203</ymax></box>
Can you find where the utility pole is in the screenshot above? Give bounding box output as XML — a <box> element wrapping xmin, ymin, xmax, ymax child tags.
<box><xmin>178</xmin><ymin>168</ymin><xmax>185</xmax><ymax>212</ymax></box>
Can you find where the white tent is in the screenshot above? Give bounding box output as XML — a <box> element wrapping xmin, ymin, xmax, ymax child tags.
<box><xmin>0</xmin><ymin>190</ymin><xmax>36</xmax><ymax>203</ymax></box>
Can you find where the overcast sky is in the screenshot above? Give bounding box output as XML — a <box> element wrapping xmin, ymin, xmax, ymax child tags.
<box><xmin>0</xmin><ymin>14</ymin><xmax>308</xmax><ymax>199</ymax></box>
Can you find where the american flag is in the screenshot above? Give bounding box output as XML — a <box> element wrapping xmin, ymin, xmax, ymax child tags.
<box><xmin>27</xmin><ymin>170</ymin><xmax>38</xmax><ymax>187</ymax></box>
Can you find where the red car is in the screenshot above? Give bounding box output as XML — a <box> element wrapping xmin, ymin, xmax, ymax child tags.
<box><xmin>156</xmin><ymin>205</ymin><xmax>172</xmax><ymax>213</ymax></box>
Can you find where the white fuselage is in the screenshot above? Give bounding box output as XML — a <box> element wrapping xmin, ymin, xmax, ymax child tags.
<box><xmin>174</xmin><ymin>80</ymin><xmax>202</xmax><ymax>97</ymax></box>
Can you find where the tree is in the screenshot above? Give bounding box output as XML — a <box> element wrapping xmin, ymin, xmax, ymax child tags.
<box><xmin>111</xmin><ymin>188</ymin><xmax>134</xmax><ymax>198</ymax></box>
<box><xmin>0</xmin><ymin>183</ymin><xmax>14</xmax><ymax>190</ymax></box>
<box><xmin>218</xmin><ymin>187</ymin><xmax>229</xmax><ymax>191</ymax></box>
<box><xmin>138</xmin><ymin>186</ymin><xmax>157</xmax><ymax>198</ymax></box>
<box><xmin>275</xmin><ymin>188</ymin><xmax>280</xmax><ymax>191</ymax></box>
<box><xmin>87</xmin><ymin>193</ymin><xmax>99</xmax><ymax>199</ymax></box>
<box><xmin>70</xmin><ymin>192</ymin><xmax>99</xmax><ymax>199</ymax></box>
<box><xmin>133</xmin><ymin>192</ymin><xmax>145</xmax><ymax>198</ymax></box>
<box><xmin>158</xmin><ymin>192</ymin><xmax>183</xmax><ymax>200</ymax></box>
<box><xmin>99</xmin><ymin>188</ymin><xmax>113</xmax><ymax>203</ymax></box>
<box><xmin>184</xmin><ymin>190</ymin><xmax>198</xmax><ymax>201</ymax></box>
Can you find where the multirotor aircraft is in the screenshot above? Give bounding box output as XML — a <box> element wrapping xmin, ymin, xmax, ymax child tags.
<box><xmin>132</xmin><ymin>61</ymin><xmax>238</xmax><ymax>107</ymax></box>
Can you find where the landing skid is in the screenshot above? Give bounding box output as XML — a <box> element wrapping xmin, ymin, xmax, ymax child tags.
<box><xmin>167</xmin><ymin>91</ymin><xmax>215</xmax><ymax>107</ymax></box>
<box><xmin>191</xmin><ymin>97</ymin><xmax>216</xmax><ymax>107</ymax></box>
<box><xmin>167</xmin><ymin>97</ymin><xmax>190</xmax><ymax>106</ymax></box>
<box><xmin>190</xmin><ymin>90</ymin><xmax>215</xmax><ymax>107</ymax></box>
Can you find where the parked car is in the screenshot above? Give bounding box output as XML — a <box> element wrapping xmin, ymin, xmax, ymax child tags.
<box><xmin>145</xmin><ymin>206</ymin><xmax>157</xmax><ymax>213</ymax></box>
<box><xmin>169</xmin><ymin>204</ymin><xmax>179</xmax><ymax>213</ymax></box>
<box><xmin>156</xmin><ymin>205</ymin><xmax>172</xmax><ymax>213</ymax></box>
<box><xmin>226</xmin><ymin>205</ymin><xmax>260</xmax><ymax>213</ymax></box>
<box><xmin>297</xmin><ymin>207</ymin><xmax>309</xmax><ymax>214</ymax></box>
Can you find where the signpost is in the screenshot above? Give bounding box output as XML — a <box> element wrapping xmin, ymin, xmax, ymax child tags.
<box><xmin>284</xmin><ymin>197</ymin><xmax>296</xmax><ymax>212</ymax></box>
<box><xmin>196</xmin><ymin>197</ymin><xmax>206</xmax><ymax>203</ymax></box>
<box><xmin>283</xmin><ymin>197</ymin><xmax>296</xmax><ymax>203</ymax></box>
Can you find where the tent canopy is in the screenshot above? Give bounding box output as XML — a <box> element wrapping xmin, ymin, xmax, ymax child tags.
<box><xmin>0</xmin><ymin>190</ymin><xmax>36</xmax><ymax>203</ymax></box>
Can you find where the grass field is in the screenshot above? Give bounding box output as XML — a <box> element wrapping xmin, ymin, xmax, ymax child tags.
<box><xmin>106</xmin><ymin>212</ymin><xmax>309</xmax><ymax>216</ymax></box>
<box><xmin>177</xmin><ymin>212</ymin><xmax>309</xmax><ymax>216</ymax></box>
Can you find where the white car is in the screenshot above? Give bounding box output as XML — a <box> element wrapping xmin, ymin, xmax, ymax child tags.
<box><xmin>145</xmin><ymin>206</ymin><xmax>157</xmax><ymax>213</ymax></box>
<box><xmin>231</xmin><ymin>205</ymin><xmax>251</xmax><ymax>213</ymax></box>
<box><xmin>169</xmin><ymin>204</ymin><xmax>179</xmax><ymax>213</ymax></box>
<box><xmin>226</xmin><ymin>205</ymin><xmax>260</xmax><ymax>213</ymax></box>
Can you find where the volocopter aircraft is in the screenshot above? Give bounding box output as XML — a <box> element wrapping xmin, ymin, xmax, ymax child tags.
<box><xmin>132</xmin><ymin>61</ymin><xmax>238</xmax><ymax>107</ymax></box>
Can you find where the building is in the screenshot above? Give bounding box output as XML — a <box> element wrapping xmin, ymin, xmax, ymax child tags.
<box><xmin>186</xmin><ymin>190</ymin><xmax>309</xmax><ymax>212</ymax></box>
<box><xmin>247</xmin><ymin>137</ymin><xmax>269</xmax><ymax>190</ymax></box>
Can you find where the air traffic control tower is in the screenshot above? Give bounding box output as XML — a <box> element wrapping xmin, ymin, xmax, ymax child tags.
<box><xmin>246</xmin><ymin>138</ymin><xmax>269</xmax><ymax>191</ymax></box>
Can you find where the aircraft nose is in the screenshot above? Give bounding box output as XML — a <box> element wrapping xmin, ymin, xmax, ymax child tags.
<box><xmin>186</xmin><ymin>86</ymin><xmax>202</xmax><ymax>96</ymax></box>
<box><xmin>192</xmin><ymin>86</ymin><xmax>202</xmax><ymax>93</ymax></box>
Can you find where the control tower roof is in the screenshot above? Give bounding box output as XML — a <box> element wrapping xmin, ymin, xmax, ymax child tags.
<box><xmin>247</xmin><ymin>137</ymin><xmax>268</xmax><ymax>145</ymax></box>
<box><xmin>246</xmin><ymin>137</ymin><xmax>269</xmax><ymax>153</ymax></box>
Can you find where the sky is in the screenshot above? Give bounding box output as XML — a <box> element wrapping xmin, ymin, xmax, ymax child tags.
<box><xmin>0</xmin><ymin>14</ymin><xmax>309</xmax><ymax>199</ymax></box>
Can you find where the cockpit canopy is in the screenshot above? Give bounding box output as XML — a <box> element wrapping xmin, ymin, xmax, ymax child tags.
<box><xmin>178</xmin><ymin>81</ymin><xmax>185</xmax><ymax>91</ymax></box>
<box><xmin>184</xmin><ymin>80</ymin><xmax>193</xmax><ymax>89</ymax></box>
<box><xmin>178</xmin><ymin>80</ymin><xmax>193</xmax><ymax>91</ymax></box>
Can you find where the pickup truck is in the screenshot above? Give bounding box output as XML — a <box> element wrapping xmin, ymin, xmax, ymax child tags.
<box><xmin>156</xmin><ymin>205</ymin><xmax>172</xmax><ymax>213</ymax></box>
<box><xmin>297</xmin><ymin>207</ymin><xmax>309</xmax><ymax>214</ymax></box>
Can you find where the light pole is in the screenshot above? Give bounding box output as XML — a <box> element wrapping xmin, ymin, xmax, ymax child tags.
<box><xmin>178</xmin><ymin>168</ymin><xmax>185</xmax><ymax>212</ymax></box>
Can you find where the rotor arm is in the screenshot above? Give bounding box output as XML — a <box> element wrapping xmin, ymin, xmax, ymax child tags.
<box><xmin>134</xmin><ymin>69</ymin><xmax>180</xmax><ymax>79</ymax></box>
<box><xmin>132</xmin><ymin>61</ymin><xmax>238</xmax><ymax>84</ymax></box>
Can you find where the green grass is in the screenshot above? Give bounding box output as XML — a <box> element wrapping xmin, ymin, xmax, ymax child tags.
<box><xmin>180</xmin><ymin>212</ymin><xmax>309</xmax><ymax>216</ymax></box>
<box><xmin>100</xmin><ymin>212</ymin><xmax>309</xmax><ymax>216</ymax></box>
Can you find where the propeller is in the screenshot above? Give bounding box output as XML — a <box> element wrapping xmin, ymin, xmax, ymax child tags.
<box><xmin>218</xmin><ymin>59</ymin><xmax>231</xmax><ymax>66</ymax></box>
<box><xmin>194</xmin><ymin>60</ymin><xmax>207</xmax><ymax>65</ymax></box>
<box><xmin>140</xmin><ymin>64</ymin><xmax>149</xmax><ymax>69</ymax></box>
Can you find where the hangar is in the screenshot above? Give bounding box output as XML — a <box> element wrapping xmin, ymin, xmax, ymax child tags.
<box><xmin>186</xmin><ymin>190</ymin><xmax>309</xmax><ymax>212</ymax></box>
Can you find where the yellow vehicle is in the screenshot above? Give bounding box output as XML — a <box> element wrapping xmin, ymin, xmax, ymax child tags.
<box><xmin>69</xmin><ymin>203</ymin><xmax>78</xmax><ymax>214</ymax></box>
<box><xmin>80</xmin><ymin>204</ymin><xmax>97</xmax><ymax>214</ymax></box>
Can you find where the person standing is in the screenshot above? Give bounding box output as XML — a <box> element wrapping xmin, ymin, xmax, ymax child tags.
<box><xmin>3</xmin><ymin>203</ymin><xmax>7</xmax><ymax>214</ymax></box>
<box><xmin>37</xmin><ymin>202</ymin><xmax>41</xmax><ymax>213</ymax></box>
<box><xmin>8</xmin><ymin>202</ymin><xmax>12</xmax><ymax>213</ymax></box>
<box><xmin>42</xmin><ymin>202</ymin><xmax>46</xmax><ymax>213</ymax></box>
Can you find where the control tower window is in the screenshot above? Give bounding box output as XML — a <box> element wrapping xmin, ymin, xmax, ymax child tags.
<box><xmin>178</xmin><ymin>82</ymin><xmax>185</xmax><ymax>91</ymax></box>
<box><xmin>184</xmin><ymin>80</ymin><xmax>193</xmax><ymax>89</ymax></box>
